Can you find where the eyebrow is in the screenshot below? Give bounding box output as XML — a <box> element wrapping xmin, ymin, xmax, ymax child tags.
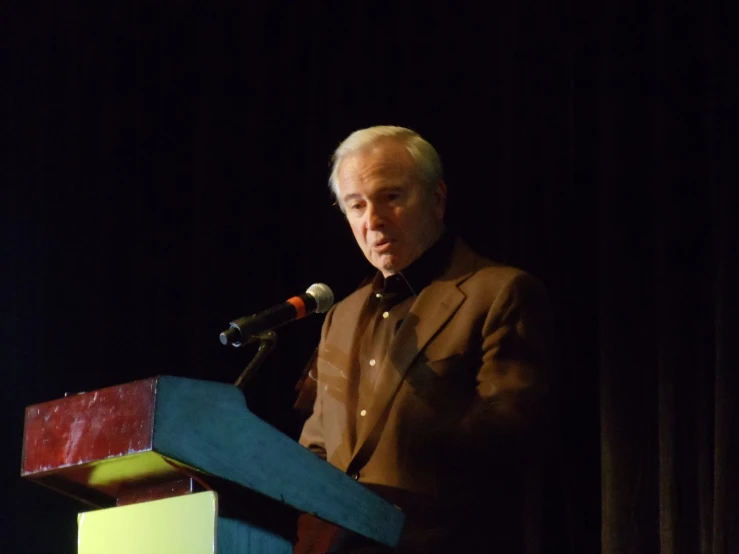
<box><xmin>342</xmin><ymin>193</ymin><xmax>363</xmax><ymax>204</ymax></box>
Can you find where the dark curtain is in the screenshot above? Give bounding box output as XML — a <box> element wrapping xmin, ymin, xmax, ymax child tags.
<box><xmin>595</xmin><ymin>2</ymin><xmax>739</xmax><ymax>554</ymax></box>
<box><xmin>2</xmin><ymin>2</ymin><xmax>736</xmax><ymax>553</ymax></box>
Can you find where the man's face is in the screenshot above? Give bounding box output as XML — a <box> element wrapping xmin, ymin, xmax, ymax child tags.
<box><xmin>336</xmin><ymin>139</ymin><xmax>446</xmax><ymax>277</ymax></box>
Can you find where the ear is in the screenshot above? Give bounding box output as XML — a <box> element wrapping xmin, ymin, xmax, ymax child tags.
<box><xmin>432</xmin><ymin>180</ymin><xmax>447</xmax><ymax>220</ymax></box>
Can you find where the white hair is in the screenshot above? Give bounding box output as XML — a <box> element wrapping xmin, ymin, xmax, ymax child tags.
<box><xmin>328</xmin><ymin>126</ymin><xmax>444</xmax><ymax>211</ymax></box>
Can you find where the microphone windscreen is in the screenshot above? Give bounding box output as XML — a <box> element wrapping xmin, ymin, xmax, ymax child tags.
<box><xmin>306</xmin><ymin>283</ymin><xmax>334</xmax><ymax>313</ymax></box>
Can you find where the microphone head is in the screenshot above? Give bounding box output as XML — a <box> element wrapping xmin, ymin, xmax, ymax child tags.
<box><xmin>306</xmin><ymin>283</ymin><xmax>334</xmax><ymax>313</ymax></box>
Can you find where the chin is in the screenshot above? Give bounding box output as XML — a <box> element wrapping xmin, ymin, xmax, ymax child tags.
<box><xmin>372</xmin><ymin>256</ymin><xmax>399</xmax><ymax>275</ymax></box>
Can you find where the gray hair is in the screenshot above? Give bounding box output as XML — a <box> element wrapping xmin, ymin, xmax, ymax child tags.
<box><xmin>328</xmin><ymin>126</ymin><xmax>444</xmax><ymax>210</ymax></box>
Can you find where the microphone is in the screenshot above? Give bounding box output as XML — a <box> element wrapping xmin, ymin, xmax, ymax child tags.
<box><xmin>219</xmin><ymin>283</ymin><xmax>334</xmax><ymax>346</ymax></box>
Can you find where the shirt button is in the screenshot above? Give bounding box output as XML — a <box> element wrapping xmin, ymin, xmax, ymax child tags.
<box><xmin>375</xmin><ymin>293</ymin><xmax>382</xmax><ymax>298</ymax></box>
<box><xmin>369</xmin><ymin>359</ymin><xmax>376</xmax><ymax>366</ymax></box>
<box><xmin>360</xmin><ymin>409</ymin><xmax>367</xmax><ymax>417</ymax></box>
<box><xmin>382</xmin><ymin>311</ymin><xmax>390</xmax><ymax>319</ymax></box>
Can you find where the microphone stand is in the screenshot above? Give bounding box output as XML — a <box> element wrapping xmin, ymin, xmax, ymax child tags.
<box><xmin>233</xmin><ymin>330</ymin><xmax>277</xmax><ymax>389</ymax></box>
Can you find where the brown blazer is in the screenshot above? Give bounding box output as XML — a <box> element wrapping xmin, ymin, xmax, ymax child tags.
<box><xmin>299</xmin><ymin>237</ymin><xmax>552</xmax><ymax>552</ymax></box>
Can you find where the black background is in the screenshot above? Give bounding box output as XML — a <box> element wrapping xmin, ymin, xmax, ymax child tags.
<box><xmin>3</xmin><ymin>1</ymin><xmax>736</xmax><ymax>553</ymax></box>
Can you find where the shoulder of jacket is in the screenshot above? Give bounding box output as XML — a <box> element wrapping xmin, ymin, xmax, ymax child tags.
<box><xmin>326</xmin><ymin>281</ymin><xmax>372</xmax><ymax>316</ymax></box>
<box><xmin>462</xmin><ymin>255</ymin><xmax>545</xmax><ymax>300</ymax></box>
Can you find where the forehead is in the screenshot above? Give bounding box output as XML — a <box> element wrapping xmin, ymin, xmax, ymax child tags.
<box><xmin>337</xmin><ymin>139</ymin><xmax>418</xmax><ymax>193</ymax></box>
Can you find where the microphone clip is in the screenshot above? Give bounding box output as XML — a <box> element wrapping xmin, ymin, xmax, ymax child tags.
<box><xmin>233</xmin><ymin>330</ymin><xmax>277</xmax><ymax>389</ymax></box>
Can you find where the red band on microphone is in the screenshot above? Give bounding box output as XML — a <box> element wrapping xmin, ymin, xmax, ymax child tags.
<box><xmin>286</xmin><ymin>296</ymin><xmax>307</xmax><ymax>319</ymax></box>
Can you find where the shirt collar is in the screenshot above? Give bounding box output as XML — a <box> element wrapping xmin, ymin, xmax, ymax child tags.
<box><xmin>371</xmin><ymin>230</ymin><xmax>455</xmax><ymax>297</ymax></box>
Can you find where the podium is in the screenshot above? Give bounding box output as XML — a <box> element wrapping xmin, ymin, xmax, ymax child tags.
<box><xmin>21</xmin><ymin>376</ymin><xmax>404</xmax><ymax>553</ymax></box>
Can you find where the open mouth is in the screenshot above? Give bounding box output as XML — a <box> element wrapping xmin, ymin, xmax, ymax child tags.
<box><xmin>373</xmin><ymin>238</ymin><xmax>394</xmax><ymax>252</ymax></box>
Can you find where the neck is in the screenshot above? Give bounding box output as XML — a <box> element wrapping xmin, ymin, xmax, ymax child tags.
<box><xmin>383</xmin><ymin>224</ymin><xmax>446</xmax><ymax>277</ymax></box>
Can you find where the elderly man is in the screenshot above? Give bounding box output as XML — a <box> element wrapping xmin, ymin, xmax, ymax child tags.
<box><xmin>297</xmin><ymin>126</ymin><xmax>552</xmax><ymax>553</ymax></box>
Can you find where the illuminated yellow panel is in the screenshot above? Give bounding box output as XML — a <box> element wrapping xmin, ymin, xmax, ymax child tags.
<box><xmin>86</xmin><ymin>451</ymin><xmax>177</xmax><ymax>487</ymax></box>
<box><xmin>78</xmin><ymin>491</ymin><xmax>217</xmax><ymax>554</ymax></box>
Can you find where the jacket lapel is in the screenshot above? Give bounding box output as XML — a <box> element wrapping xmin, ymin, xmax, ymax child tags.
<box><xmin>321</xmin><ymin>286</ymin><xmax>371</xmax><ymax>467</ymax></box>
<box><xmin>350</xmin><ymin>238</ymin><xmax>480</xmax><ymax>462</ymax></box>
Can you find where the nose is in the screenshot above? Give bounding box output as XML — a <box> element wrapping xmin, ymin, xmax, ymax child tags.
<box><xmin>365</xmin><ymin>202</ymin><xmax>384</xmax><ymax>231</ymax></box>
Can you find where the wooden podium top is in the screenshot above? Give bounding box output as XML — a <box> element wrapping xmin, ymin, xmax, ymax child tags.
<box><xmin>22</xmin><ymin>378</ymin><xmax>181</xmax><ymax>505</ymax></box>
<box><xmin>21</xmin><ymin>376</ymin><xmax>405</xmax><ymax>548</ymax></box>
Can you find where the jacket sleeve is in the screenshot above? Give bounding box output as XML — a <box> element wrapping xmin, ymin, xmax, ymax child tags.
<box><xmin>462</xmin><ymin>271</ymin><xmax>553</xmax><ymax>437</ymax></box>
<box><xmin>297</xmin><ymin>306</ymin><xmax>338</xmax><ymax>460</ymax></box>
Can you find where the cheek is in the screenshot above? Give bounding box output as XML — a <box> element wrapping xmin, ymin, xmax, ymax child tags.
<box><xmin>385</xmin><ymin>211</ymin><xmax>405</xmax><ymax>231</ymax></box>
<box><xmin>349</xmin><ymin>222</ymin><xmax>367</xmax><ymax>244</ymax></box>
